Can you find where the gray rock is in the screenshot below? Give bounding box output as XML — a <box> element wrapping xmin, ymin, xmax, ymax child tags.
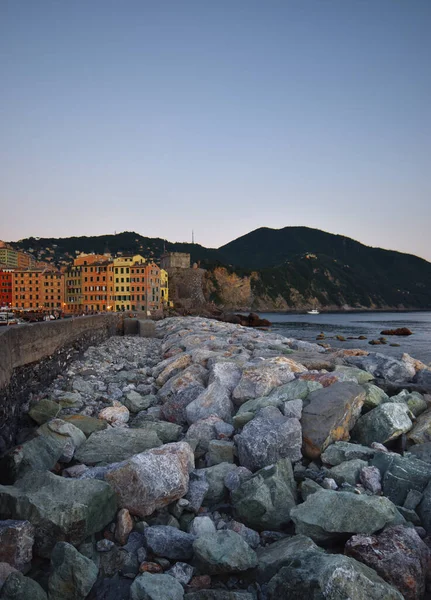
<box><xmin>255</xmin><ymin>534</ymin><xmax>320</xmax><ymax>583</ymax></box>
<box><xmin>73</xmin><ymin>377</ymin><xmax>95</xmax><ymax>395</ymax></box>
<box><xmin>417</xmin><ymin>479</ymin><xmax>431</xmax><ymax>533</ymax></box>
<box><xmin>165</xmin><ymin>562</ymin><xmax>194</xmax><ymax>585</ymax></box>
<box><xmin>352</xmin><ymin>403</ymin><xmax>412</xmax><ymax>446</ymax></box>
<box><xmin>184</xmin><ymin>471</ymin><xmax>209</xmax><ymax>513</ymax></box>
<box><xmin>408</xmin><ymin>441</ymin><xmax>431</xmax><ymax>463</ymax></box>
<box><xmin>184</xmin><ymin>593</ymin><xmax>253</xmax><ymax>600</ymax></box>
<box><xmin>48</xmin><ymin>541</ymin><xmax>98</xmax><ymax>600</ymax></box>
<box><xmin>404</xmin><ymin>489</ymin><xmax>423</xmax><ymax>510</ymax></box>
<box><xmin>75</xmin><ymin>427</ymin><xmax>162</xmax><ymax>465</ymax></box>
<box><xmin>360</xmin><ymin>465</ymin><xmax>382</xmax><ymax>494</ymax></box>
<box><xmin>159</xmin><ymin>365</ymin><xmax>208</xmax><ymax>425</ymax></box>
<box><xmin>0</xmin><ymin>471</ymin><xmax>117</xmax><ymax>558</ymax></box>
<box><xmin>384</xmin><ymin>390</ymin><xmax>427</xmax><ymax>417</ymax></box>
<box><xmin>129</xmin><ymin>420</ymin><xmax>183</xmax><ymax>444</ymax></box>
<box><xmin>186</xmin><ymin>382</ymin><xmax>234</xmax><ymax>425</ymax></box>
<box><xmin>291</xmin><ymin>489</ymin><xmax>401</xmax><ymax>543</ymax></box>
<box><xmin>185</xmin><ymin>416</ymin><xmax>223</xmax><ymax>456</ymax></box>
<box><xmin>0</xmin><ymin>520</ymin><xmax>34</xmax><ymax>571</ymax></box>
<box><xmin>236</xmin><ymin>406</ymin><xmax>302</xmax><ymax>470</ymax></box>
<box><xmin>300</xmin><ymin>479</ymin><xmax>323</xmax><ymax>500</ymax></box>
<box><xmin>321</xmin><ymin>441</ymin><xmax>376</xmax><ymax>466</ymax></box>
<box><xmin>130</xmin><ymin>572</ymin><xmax>184</xmax><ymax>600</ymax></box>
<box><xmin>0</xmin><ymin>435</ymin><xmax>63</xmax><ymax>484</ymax></box>
<box><xmin>189</xmin><ymin>516</ymin><xmax>216</xmax><ymax>537</ymax></box>
<box><xmin>282</xmin><ymin>399</ymin><xmax>303</xmax><ymax>419</ymax></box>
<box><xmin>96</xmin><ymin>539</ymin><xmax>115</xmax><ymax>552</ymax></box>
<box><xmin>61</xmin><ymin>415</ymin><xmax>108</xmax><ymax>436</ymax></box>
<box><xmin>224</xmin><ymin>520</ymin><xmax>260</xmax><ymax>548</ymax></box>
<box><xmin>193</xmin><ymin>530</ymin><xmax>258</xmax><ymax>574</ymax></box>
<box><xmin>232</xmin><ymin>357</ymin><xmax>305</xmax><ymax>405</ymax></box>
<box><xmin>407</xmin><ymin>408</ymin><xmax>431</xmax><ymax>445</ymax></box>
<box><xmin>214</xmin><ymin>421</ymin><xmax>234</xmax><ymax>439</ymax></box>
<box><xmin>267</xmin><ymin>548</ymin><xmax>403</xmax><ymax>600</ymax></box>
<box><xmin>0</xmin><ymin>572</ymin><xmax>47</xmax><ymax>600</ymax></box>
<box><xmin>88</xmin><ymin>576</ymin><xmax>132</xmax><ymax>600</ymax></box>
<box><xmin>346</xmin><ymin>352</ymin><xmax>416</xmax><ymax>384</ymax></box>
<box><xmin>224</xmin><ymin>467</ymin><xmax>252</xmax><ymax>493</ymax></box>
<box><xmin>268</xmin><ymin>378</ymin><xmax>323</xmax><ymax>401</ymax></box>
<box><xmin>301</xmin><ymin>382</ymin><xmax>365</xmax><ymax>459</ymax></box>
<box><xmin>144</xmin><ymin>526</ymin><xmax>195</xmax><ymax>560</ymax></box>
<box><xmin>105</xmin><ymin>442</ymin><xmax>194</xmax><ymax>518</ymax></box>
<box><xmin>37</xmin><ymin>418</ymin><xmax>86</xmax><ymax>462</ymax></box>
<box><xmin>232</xmin><ymin>459</ymin><xmax>297</xmax><ymax>531</ymax></box>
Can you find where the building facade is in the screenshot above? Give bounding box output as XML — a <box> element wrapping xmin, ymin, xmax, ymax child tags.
<box><xmin>64</xmin><ymin>264</ymin><xmax>83</xmax><ymax>313</ymax></box>
<box><xmin>0</xmin><ymin>270</ymin><xmax>13</xmax><ymax>307</ymax></box>
<box><xmin>11</xmin><ymin>269</ymin><xmax>64</xmax><ymax>311</ymax></box>
<box><xmin>81</xmin><ymin>261</ymin><xmax>114</xmax><ymax>312</ymax></box>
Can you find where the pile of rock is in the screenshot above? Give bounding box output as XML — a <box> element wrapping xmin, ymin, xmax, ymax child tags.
<box><xmin>0</xmin><ymin>317</ymin><xmax>431</xmax><ymax>599</ymax></box>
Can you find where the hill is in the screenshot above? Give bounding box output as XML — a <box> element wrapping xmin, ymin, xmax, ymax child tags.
<box><xmin>9</xmin><ymin>227</ymin><xmax>431</xmax><ymax>310</ymax></box>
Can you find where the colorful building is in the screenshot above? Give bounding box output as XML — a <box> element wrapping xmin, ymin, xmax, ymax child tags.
<box><xmin>64</xmin><ymin>264</ymin><xmax>83</xmax><ymax>313</ymax></box>
<box><xmin>0</xmin><ymin>269</ymin><xmax>13</xmax><ymax>307</ymax></box>
<box><xmin>74</xmin><ymin>253</ymin><xmax>111</xmax><ymax>266</ymax></box>
<box><xmin>11</xmin><ymin>269</ymin><xmax>65</xmax><ymax>311</ymax></box>
<box><xmin>81</xmin><ymin>261</ymin><xmax>114</xmax><ymax>313</ymax></box>
<box><xmin>160</xmin><ymin>269</ymin><xmax>169</xmax><ymax>306</ymax></box>
<box><xmin>113</xmin><ymin>255</ymin><xmax>146</xmax><ymax>312</ymax></box>
<box><xmin>0</xmin><ymin>247</ymin><xmax>18</xmax><ymax>268</ymax></box>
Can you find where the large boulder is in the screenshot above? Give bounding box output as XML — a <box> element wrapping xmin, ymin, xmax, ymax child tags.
<box><xmin>352</xmin><ymin>403</ymin><xmax>412</xmax><ymax>446</ymax></box>
<box><xmin>232</xmin><ymin>459</ymin><xmax>297</xmax><ymax>531</ymax></box>
<box><xmin>0</xmin><ymin>436</ymin><xmax>63</xmax><ymax>484</ymax></box>
<box><xmin>192</xmin><ymin>530</ymin><xmax>257</xmax><ymax>574</ymax></box>
<box><xmin>48</xmin><ymin>541</ymin><xmax>98</xmax><ymax>600</ymax></box>
<box><xmin>290</xmin><ymin>489</ymin><xmax>400</xmax><ymax>544</ymax></box>
<box><xmin>407</xmin><ymin>408</ymin><xmax>431</xmax><ymax>445</ymax></box>
<box><xmin>37</xmin><ymin>418</ymin><xmax>86</xmax><ymax>462</ymax></box>
<box><xmin>345</xmin><ymin>352</ymin><xmax>416</xmax><ymax>383</ymax></box>
<box><xmin>159</xmin><ymin>365</ymin><xmax>208</xmax><ymax>425</ymax></box>
<box><xmin>201</xmin><ymin>462</ymin><xmax>237</xmax><ymax>506</ymax></box>
<box><xmin>232</xmin><ymin>357</ymin><xmax>306</xmax><ymax>405</ymax></box>
<box><xmin>0</xmin><ymin>471</ymin><xmax>117</xmax><ymax>558</ymax></box>
<box><xmin>185</xmin><ymin>382</ymin><xmax>233</xmax><ymax>424</ymax></box>
<box><xmin>267</xmin><ymin>548</ymin><xmax>403</xmax><ymax>600</ymax></box>
<box><xmin>301</xmin><ymin>382</ymin><xmax>365</xmax><ymax>459</ymax></box>
<box><xmin>61</xmin><ymin>415</ymin><xmax>108</xmax><ymax>437</ymax></box>
<box><xmin>128</xmin><ymin>420</ymin><xmax>183</xmax><ymax>444</ymax></box>
<box><xmin>235</xmin><ymin>406</ymin><xmax>302</xmax><ymax>470</ymax></box>
<box><xmin>321</xmin><ymin>441</ymin><xmax>376</xmax><ymax>466</ymax></box>
<box><xmin>154</xmin><ymin>353</ymin><xmax>193</xmax><ymax>387</ymax></box>
<box><xmin>28</xmin><ymin>398</ymin><xmax>61</xmax><ymax>425</ymax></box>
<box><xmin>74</xmin><ymin>427</ymin><xmax>162</xmax><ymax>465</ymax></box>
<box><xmin>105</xmin><ymin>442</ymin><xmax>194</xmax><ymax>517</ymax></box>
<box><xmin>345</xmin><ymin>525</ymin><xmax>430</xmax><ymax>600</ymax></box>
<box><xmin>361</xmin><ymin>383</ymin><xmax>389</xmax><ymax>411</ymax></box>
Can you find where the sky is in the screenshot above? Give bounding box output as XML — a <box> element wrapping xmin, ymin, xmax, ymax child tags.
<box><xmin>1</xmin><ymin>0</ymin><xmax>430</xmax><ymax>260</ymax></box>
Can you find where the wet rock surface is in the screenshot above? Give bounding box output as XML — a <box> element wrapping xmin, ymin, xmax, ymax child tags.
<box><xmin>0</xmin><ymin>316</ymin><xmax>430</xmax><ymax>598</ymax></box>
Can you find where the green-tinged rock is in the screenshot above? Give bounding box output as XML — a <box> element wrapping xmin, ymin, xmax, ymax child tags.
<box><xmin>300</xmin><ymin>479</ymin><xmax>323</xmax><ymax>500</ymax></box>
<box><xmin>202</xmin><ymin>462</ymin><xmax>237</xmax><ymax>506</ymax></box>
<box><xmin>301</xmin><ymin>382</ymin><xmax>365</xmax><ymax>459</ymax></box>
<box><xmin>130</xmin><ymin>572</ymin><xmax>184</xmax><ymax>600</ymax></box>
<box><xmin>232</xmin><ymin>459</ymin><xmax>297</xmax><ymax>531</ymax></box>
<box><xmin>256</xmin><ymin>534</ymin><xmax>321</xmax><ymax>583</ymax></box>
<box><xmin>362</xmin><ymin>383</ymin><xmax>389</xmax><ymax>411</ymax></box>
<box><xmin>290</xmin><ymin>489</ymin><xmax>400</xmax><ymax>543</ymax></box>
<box><xmin>267</xmin><ymin>548</ymin><xmax>403</xmax><ymax>600</ymax></box>
<box><xmin>74</xmin><ymin>427</ymin><xmax>162</xmax><ymax>465</ymax></box>
<box><xmin>0</xmin><ymin>436</ymin><xmax>63</xmax><ymax>484</ymax></box>
<box><xmin>321</xmin><ymin>441</ymin><xmax>376</xmax><ymax>466</ymax></box>
<box><xmin>418</xmin><ymin>479</ymin><xmax>431</xmax><ymax>533</ymax></box>
<box><xmin>61</xmin><ymin>415</ymin><xmax>108</xmax><ymax>436</ymax></box>
<box><xmin>123</xmin><ymin>391</ymin><xmax>153</xmax><ymax>413</ymax></box>
<box><xmin>37</xmin><ymin>418</ymin><xmax>86</xmax><ymax>462</ymax></box>
<box><xmin>383</xmin><ymin>390</ymin><xmax>427</xmax><ymax>417</ymax></box>
<box><xmin>0</xmin><ymin>471</ymin><xmax>117</xmax><ymax>557</ymax></box>
<box><xmin>57</xmin><ymin>392</ymin><xmax>84</xmax><ymax>409</ymax></box>
<box><xmin>407</xmin><ymin>408</ymin><xmax>431</xmax><ymax>445</ymax></box>
<box><xmin>28</xmin><ymin>399</ymin><xmax>61</xmax><ymax>425</ymax></box>
<box><xmin>237</xmin><ymin>379</ymin><xmax>322</xmax><ymax>417</ymax></box>
<box><xmin>371</xmin><ymin>452</ymin><xmax>431</xmax><ymax>506</ymax></box>
<box><xmin>129</xmin><ymin>420</ymin><xmax>183</xmax><ymax>444</ymax></box>
<box><xmin>352</xmin><ymin>403</ymin><xmax>412</xmax><ymax>446</ymax></box>
<box><xmin>325</xmin><ymin>458</ymin><xmax>368</xmax><ymax>486</ymax></box>
<box><xmin>207</xmin><ymin>440</ymin><xmax>235</xmax><ymax>465</ymax></box>
<box><xmin>232</xmin><ymin>412</ymin><xmax>254</xmax><ymax>428</ymax></box>
<box><xmin>335</xmin><ymin>366</ymin><xmax>374</xmax><ymax>384</ymax></box>
<box><xmin>0</xmin><ymin>572</ymin><xmax>47</xmax><ymax>600</ymax></box>
<box><xmin>193</xmin><ymin>530</ymin><xmax>258</xmax><ymax>574</ymax></box>
<box><xmin>48</xmin><ymin>542</ymin><xmax>98</xmax><ymax>600</ymax></box>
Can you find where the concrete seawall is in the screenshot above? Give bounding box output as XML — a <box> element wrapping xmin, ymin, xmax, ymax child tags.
<box><xmin>0</xmin><ymin>314</ymin><xmax>123</xmax><ymax>450</ymax></box>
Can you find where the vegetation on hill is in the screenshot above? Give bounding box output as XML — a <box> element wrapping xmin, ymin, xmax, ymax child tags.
<box><xmin>10</xmin><ymin>227</ymin><xmax>431</xmax><ymax>310</ymax></box>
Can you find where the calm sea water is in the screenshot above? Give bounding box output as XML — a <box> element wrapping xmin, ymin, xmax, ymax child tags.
<box><xmin>256</xmin><ymin>312</ymin><xmax>431</xmax><ymax>366</ymax></box>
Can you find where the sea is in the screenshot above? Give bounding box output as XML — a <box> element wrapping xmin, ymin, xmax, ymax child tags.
<box><xmin>256</xmin><ymin>311</ymin><xmax>431</xmax><ymax>366</ymax></box>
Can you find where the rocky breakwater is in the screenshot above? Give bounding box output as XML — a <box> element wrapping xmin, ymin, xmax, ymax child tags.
<box><xmin>0</xmin><ymin>317</ymin><xmax>431</xmax><ymax>599</ymax></box>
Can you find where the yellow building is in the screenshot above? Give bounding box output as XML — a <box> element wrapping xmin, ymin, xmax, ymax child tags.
<box><xmin>113</xmin><ymin>255</ymin><xmax>146</xmax><ymax>312</ymax></box>
<box><xmin>160</xmin><ymin>269</ymin><xmax>170</xmax><ymax>306</ymax></box>
<box><xmin>0</xmin><ymin>247</ymin><xmax>18</xmax><ymax>268</ymax></box>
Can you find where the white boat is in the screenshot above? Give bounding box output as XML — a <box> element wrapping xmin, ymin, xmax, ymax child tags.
<box><xmin>307</xmin><ymin>308</ymin><xmax>320</xmax><ymax>315</ymax></box>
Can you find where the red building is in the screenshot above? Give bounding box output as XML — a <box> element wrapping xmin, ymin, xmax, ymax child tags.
<box><xmin>0</xmin><ymin>269</ymin><xmax>13</xmax><ymax>307</ymax></box>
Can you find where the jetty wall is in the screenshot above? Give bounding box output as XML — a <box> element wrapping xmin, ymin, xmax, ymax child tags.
<box><xmin>0</xmin><ymin>314</ymin><xmax>123</xmax><ymax>450</ymax></box>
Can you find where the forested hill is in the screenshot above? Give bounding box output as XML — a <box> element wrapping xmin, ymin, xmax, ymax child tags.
<box><xmin>10</xmin><ymin>227</ymin><xmax>431</xmax><ymax>309</ymax></box>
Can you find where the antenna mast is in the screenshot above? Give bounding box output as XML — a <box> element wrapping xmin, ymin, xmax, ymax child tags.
<box><xmin>192</xmin><ymin>230</ymin><xmax>194</xmax><ymax>244</ymax></box>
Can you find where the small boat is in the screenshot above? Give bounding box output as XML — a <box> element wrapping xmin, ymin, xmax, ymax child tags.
<box><xmin>307</xmin><ymin>309</ymin><xmax>320</xmax><ymax>315</ymax></box>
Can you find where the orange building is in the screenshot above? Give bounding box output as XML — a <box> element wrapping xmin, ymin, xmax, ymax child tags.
<box><xmin>0</xmin><ymin>269</ymin><xmax>13</xmax><ymax>307</ymax></box>
<box><xmin>81</xmin><ymin>261</ymin><xmax>114</xmax><ymax>312</ymax></box>
<box><xmin>74</xmin><ymin>253</ymin><xmax>111</xmax><ymax>266</ymax></box>
<box><xmin>11</xmin><ymin>269</ymin><xmax>65</xmax><ymax>311</ymax></box>
<box><xmin>17</xmin><ymin>251</ymin><xmax>35</xmax><ymax>269</ymax></box>
<box><xmin>127</xmin><ymin>261</ymin><xmax>161</xmax><ymax>313</ymax></box>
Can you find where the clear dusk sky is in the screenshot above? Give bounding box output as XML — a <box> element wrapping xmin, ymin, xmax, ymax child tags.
<box><xmin>1</xmin><ymin>1</ymin><xmax>430</xmax><ymax>260</ymax></box>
